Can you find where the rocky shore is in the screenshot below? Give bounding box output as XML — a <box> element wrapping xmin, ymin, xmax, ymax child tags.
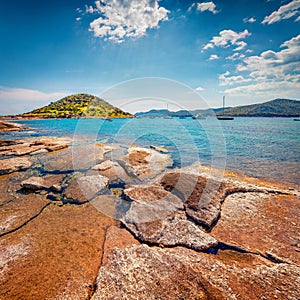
<box><xmin>0</xmin><ymin>122</ymin><xmax>299</xmax><ymax>299</ymax></box>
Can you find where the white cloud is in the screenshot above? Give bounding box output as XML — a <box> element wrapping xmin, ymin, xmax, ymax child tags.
<box><xmin>226</xmin><ymin>52</ymin><xmax>246</xmax><ymax>60</ymax></box>
<box><xmin>208</xmin><ymin>54</ymin><xmax>219</xmax><ymax>60</ymax></box>
<box><xmin>262</xmin><ymin>0</ymin><xmax>300</xmax><ymax>24</ymax></box>
<box><xmin>243</xmin><ymin>17</ymin><xmax>256</xmax><ymax>23</ymax></box>
<box><xmin>221</xmin><ymin>34</ymin><xmax>300</xmax><ymax>98</ymax></box>
<box><xmin>219</xmin><ymin>73</ymin><xmax>251</xmax><ymax>86</ymax></box>
<box><xmin>295</xmin><ymin>15</ymin><xmax>300</xmax><ymax>21</ymax></box>
<box><xmin>76</xmin><ymin>17</ymin><xmax>81</xmax><ymax>21</ymax></box>
<box><xmin>195</xmin><ymin>86</ymin><xmax>205</xmax><ymax>91</ymax></box>
<box><xmin>196</xmin><ymin>2</ymin><xmax>218</xmax><ymax>14</ymax></box>
<box><xmin>87</xmin><ymin>0</ymin><xmax>169</xmax><ymax>43</ymax></box>
<box><xmin>203</xmin><ymin>29</ymin><xmax>251</xmax><ymax>51</ymax></box>
<box><xmin>0</xmin><ymin>87</ymin><xmax>70</xmax><ymax>115</ymax></box>
<box><xmin>85</xmin><ymin>5</ymin><xmax>96</xmax><ymax>14</ymax></box>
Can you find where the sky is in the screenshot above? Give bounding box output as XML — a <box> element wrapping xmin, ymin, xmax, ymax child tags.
<box><xmin>0</xmin><ymin>0</ymin><xmax>299</xmax><ymax>114</ymax></box>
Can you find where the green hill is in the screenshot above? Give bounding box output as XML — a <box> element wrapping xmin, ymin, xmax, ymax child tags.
<box><xmin>221</xmin><ymin>99</ymin><xmax>300</xmax><ymax>117</ymax></box>
<box><xmin>18</xmin><ymin>94</ymin><xmax>133</xmax><ymax>118</ymax></box>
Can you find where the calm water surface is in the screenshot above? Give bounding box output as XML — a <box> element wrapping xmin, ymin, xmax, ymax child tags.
<box><xmin>3</xmin><ymin>117</ymin><xmax>299</xmax><ymax>186</ymax></box>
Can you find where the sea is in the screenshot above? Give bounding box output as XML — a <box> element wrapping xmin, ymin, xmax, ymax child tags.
<box><xmin>2</xmin><ymin>117</ymin><xmax>299</xmax><ymax>186</ymax></box>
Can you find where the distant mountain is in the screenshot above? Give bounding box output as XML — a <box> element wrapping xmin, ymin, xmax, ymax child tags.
<box><xmin>220</xmin><ymin>99</ymin><xmax>300</xmax><ymax>117</ymax></box>
<box><xmin>17</xmin><ymin>94</ymin><xmax>133</xmax><ymax>119</ymax></box>
<box><xmin>135</xmin><ymin>99</ymin><xmax>300</xmax><ymax>118</ymax></box>
<box><xmin>135</xmin><ymin>108</ymin><xmax>227</xmax><ymax>118</ymax></box>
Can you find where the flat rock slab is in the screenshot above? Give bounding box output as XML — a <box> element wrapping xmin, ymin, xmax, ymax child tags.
<box><xmin>0</xmin><ymin>194</ymin><xmax>49</xmax><ymax>235</ymax></box>
<box><xmin>65</xmin><ymin>175</ymin><xmax>109</xmax><ymax>202</ymax></box>
<box><xmin>123</xmin><ymin>211</ymin><xmax>218</xmax><ymax>251</ymax></box>
<box><xmin>91</xmin><ymin>160</ymin><xmax>131</xmax><ymax>182</ymax></box>
<box><xmin>211</xmin><ymin>192</ymin><xmax>300</xmax><ymax>265</ymax></box>
<box><xmin>0</xmin><ymin>138</ymin><xmax>69</xmax><ymax>157</ymax></box>
<box><xmin>40</xmin><ymin>144</ymin><xmax>106</xmax><ymax>172</ymax></box>
<box><xmin>93</xmin><ymin>244</ymin><xmax>300</xmax><ymax>300</ymax></box>
<box><xmin>0</xmin><ymin>157</ymin><xmax>32</xmax><ymax>175</ymax></box>
<box><xmin>101</xmin><ymin>226</ymin><xmax>140</xmax><ymax>266</ymax></box>
<box><xmin>20</xmin><ymin>174</ymin><xmax>64</xmax><ymax>191</ymax></box>
<box><xmin>0</xmin><ymin>120</ymin><xmax>27</xmax><ymax>132</ymax></box>
<box><xmin>0</xmin><ymin>203</ymin><xmax>116</xmax><ymax>300</ymax></box>
<box><xmin>92</xmin><ymin>244</ymin><xmax>225</xmax><ymax>300</ymax></box>
<box><xmin>121</xmin><ymin>147</ymin><xmax>173</xmax><ymax>179</ymax></box>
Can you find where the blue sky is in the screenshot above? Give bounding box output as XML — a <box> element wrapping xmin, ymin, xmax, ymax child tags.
<box><xmin>0</xmin><ymin>0</ymin><xmax>299</xmax><ymax>114</ymax></box>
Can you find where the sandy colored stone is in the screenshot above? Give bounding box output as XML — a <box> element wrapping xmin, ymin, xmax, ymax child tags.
<box><xmin>211</xmin><ymin>192</ymin><xmax>300</xmax><ymax>265</ymax></box>
<box><xmin>91</xmin><ymin>160</ymin><xmax>131</xmax><ymax>182</ymax></box>
<box><xmin>0</xmin><ymin>203</ymin><xmax>116</xmax><ymax>300</ymax></box>
<box><xmin>92</xmin><ymin>244</ymin><xmax>225</xmax><ymax>300</ymax></box>
<box><xmin>20</xmin><ymin>174</ymin><xmax>64</xmax><ymax>191</ymax></box>
<box><xmin>121</xmin><ymin>146</ymin><xmax>172</xmax><ymax>179</ymax></box>
<box><xmin>0</xmin><ymin>194</ymin><xmax>49</xmax><ymax>235</ymax></box>
<box><xmin>93</xmin><ymin>244</ymin><xmax>300</xmax><ymax>300</ymax></box>
<box><xmin>40</xmin><ymin>144</ymin><xmax>106</xmax><ymax>172</ymax></box>
<box><xmin>65</xmin><ymin>175</ymin><xmax>109</xmax><ymax>203</ymax></box>
<box><xmin>0</xmin><ymin>157</ymin><xmax>32</xmax><ymax>175</ymax></box>
<box><xmin>0</xmin><ymin>120</ymin><xmax>27</xmax><ymax>132</ymax></box>
<box><xmin>101</xmin><ymin>225</ymin><xmax>140</xmax><ymax>266</ymax></box>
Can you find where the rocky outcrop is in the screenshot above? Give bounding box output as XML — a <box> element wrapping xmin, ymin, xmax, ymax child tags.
<box><xmin>0</xmin><ymin>157</ymin><xmax>32</xmax><ymax>175</ymax></box>
<box><xmin>120</xmin><ymin>147</ymin><xmax>172</xmax><ymax>179</ymax></box>
<box><xmin>0</xmin><ymin>138</ymin><xmax>69</xmax><ymax>157</ymax></box>
<box><xmin>121</xmin><ymin>185</ymin><xmax>217</xmax><ymax>250</ymax></box>
<box><xmin>0</xmin><ymin>120</ymin><xmax>28</xmax><ymax>132</ymax></box>
<box><xmin>211</xmin><ymin>191</ymin><xmax>300</xmax><ymax>265</ymax></box>
<box><xmin>91</xmin><ymin>160</ymin><xmax>131</xmax><ymax>182</ymax></box>
<box><xmin>93</xmin><ymin>244</ymin><xmax>300</xmax><ymax>300</ymax></box>
<box><xmin>0</xmin><ymin>203</ymin><xmax>116</xmax><ymax>300</ymax></box>
<box><xmin>65</xmin><ymin>175</ymin><xmax>109</xmax><ymax>203</ymax></box>
<box><xmin>20</xmin><ymin>174</ymin><xmax>64</xmax><ymax>191</ymax></box>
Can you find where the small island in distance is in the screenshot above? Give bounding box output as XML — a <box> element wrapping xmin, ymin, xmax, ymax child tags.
<box><xmin>136</xmin><ymin>98</ymin><xmax>300</xmax><ymax>118</ymax></box>
<box><xmin>4</xmin><ymin>93</ymin><xmax>133</xmax><ymax>119</ymax></box>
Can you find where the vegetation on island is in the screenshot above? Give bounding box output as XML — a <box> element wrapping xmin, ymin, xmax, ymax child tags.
<box><xmin>17</xmin><ymin>94</ymin><xmax>133</xmax><ymax>119</ymax></box>
<box><xmin>135</xmin><ymin>98</ymin><xmax>300</xmax><ymax>118</ymax></box>
<box><xmin>221</xmin><ymin>99</ymin><xmax>300</xmax><ymax>117</ymax></box>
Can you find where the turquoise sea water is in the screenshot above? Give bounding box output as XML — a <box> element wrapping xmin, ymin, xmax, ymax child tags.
<box><xmin>3</xmin><ymin>117</ymin><xmax>299</xmax><ymax>186</ymax></box>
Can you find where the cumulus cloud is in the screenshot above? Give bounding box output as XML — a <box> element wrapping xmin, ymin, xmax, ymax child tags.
<box><xmin>203</xmin><ymin>29</ymin><xmax>251</xmax><ymax>51</ymax></box>
<box><xmin>208</xmin><ymin>54</ymin><xmax>219</xmax><ymax>60</ymax></box>
<box><xmin>221</xmin><ymin>34</ymin><xmax>300</xmax><ymax>98</ymax></box>
<box><xmin>226</xmin><ymin>52</ymin><xmax>246</xmax><ymax>60</ymax></box>
<box><xmin>243</xmin><ymin>17</ymin><xmax>256</xmax><ymax>23</ymax></box>
<box><xmin>196</xmin><ymin>1</ymin><xmax>218</xmax><ymax>14</ymax></box>
<box><xmin>0</xmin><ymin>87</ymin><xmax>69</xmax><ymax>115</ymax></box>
<box><xmin>219</xmin><ymin>72</ymin><xmax>251</xmax><ymax>86</ymax></box>
<box><xmin>87</xmin><ymin>0</ymin><xmax>169</xmax><ymax>43</ymax></box>
<box><xmin>262</xmin><ymin>0</ymin><xmax>300</xmax><ymax>24</ymax></box>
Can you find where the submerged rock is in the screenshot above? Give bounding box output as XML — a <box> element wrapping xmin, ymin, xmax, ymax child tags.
<box><xmin>0</xmin><ymin>157</ymin><xmax>32</xmax><ymax>175</ymax></box>
<box><xmin>150</xmin><ymin>145</ymin><xmax>169</xmax><ymax>153</ymax></box>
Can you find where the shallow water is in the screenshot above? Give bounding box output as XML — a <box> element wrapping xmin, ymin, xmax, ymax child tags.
<box><xmin>2</xmin><ymin>117</ymin><xmax>299</xmax><ymax>186</ymax></box>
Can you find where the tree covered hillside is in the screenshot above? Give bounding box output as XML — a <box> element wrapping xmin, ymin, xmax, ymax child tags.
<box><xmin>222</xmin><ymin>99</ymin><xmax>300</xmax><ymax>117</ymax></box>
<box><xmin>18</xmin><ymin>94</ymin><xmax>133</xmax><ymax>118</ymax></box>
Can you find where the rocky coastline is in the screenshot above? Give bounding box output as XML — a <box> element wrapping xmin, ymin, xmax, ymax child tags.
<box><xmin>0</xmin><ymin>121</ymin><xmax>299</xmax><ymax>299</ymax></box>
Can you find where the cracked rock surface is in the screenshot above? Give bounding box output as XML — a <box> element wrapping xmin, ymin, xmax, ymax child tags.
<box><xmin>0</xmin><ymin>129</ymin><xmax>299</xmax><ymax>300</ymax></box>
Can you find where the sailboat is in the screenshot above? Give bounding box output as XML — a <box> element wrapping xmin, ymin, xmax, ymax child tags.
<box><xmin>217</xmin><ymin>96</ymin><xmax>234</xmax><ymax>120</ymax></box>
